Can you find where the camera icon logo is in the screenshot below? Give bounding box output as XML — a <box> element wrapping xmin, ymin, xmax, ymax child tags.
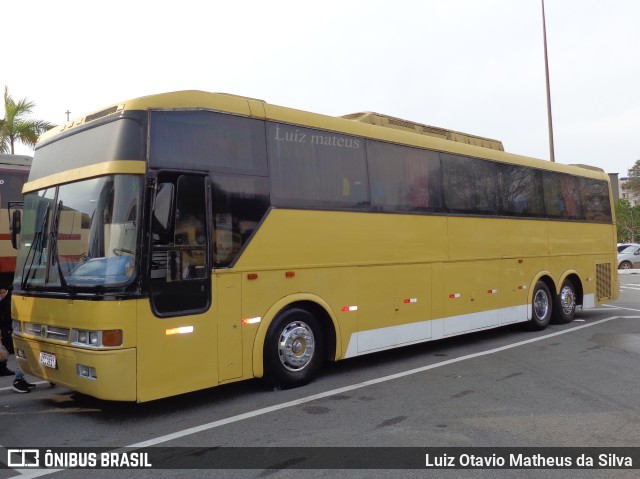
<box><xmin>7</xmin><ymin>449</ymin><xmax>40</xmax><ymax>468</ymax></box>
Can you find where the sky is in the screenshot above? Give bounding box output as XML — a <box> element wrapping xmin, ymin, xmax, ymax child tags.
<box><xmin>3</xmin><ymin>0</ymin><xmax>640</xmax><ymax>176</ymax></box>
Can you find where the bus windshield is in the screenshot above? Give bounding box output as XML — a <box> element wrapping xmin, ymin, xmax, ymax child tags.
<box><xmin>15</xmin><ymin>175</ymin><xmax>143</xmax><ymax>290</ymax></box>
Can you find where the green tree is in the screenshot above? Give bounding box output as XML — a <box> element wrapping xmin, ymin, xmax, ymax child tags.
<box><xmin>623</xmin><ymin>159</ymin><xmax>640</xmax><ymax>200</ymax></box>
<box><xmin>615</xmin><ymin>199</ymin><xmax>640</xmax><ymax>243</ymax></box>
<box><xmin>0</xmin><ymin>86</ymin><xmax>55</xmax><ymax>154</ymax></box>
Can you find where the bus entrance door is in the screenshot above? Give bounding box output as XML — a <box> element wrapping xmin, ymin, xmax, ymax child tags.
<box><xmin>138</xmin><ymin>173</ymin><xmax>214</xmax><ymax>401</ymax></box>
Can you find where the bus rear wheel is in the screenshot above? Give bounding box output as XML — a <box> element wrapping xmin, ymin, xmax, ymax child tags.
<box><xmin>528</xmin><ymin>281</ymin><xmax>552</xmax><ymax>331</ymax></box>
<box><xmin>263</xmin><ymin>307</ymin><xmax>323</xmax><ymax>389</ymax></box>
<box><xmin>552</xmin><ymin>279</ymin><xmax>576</xmax><ymax>324</ymax></box>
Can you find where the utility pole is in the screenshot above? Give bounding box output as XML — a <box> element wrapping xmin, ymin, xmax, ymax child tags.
<box><xmin>65</xmin><ymin>110</ymin><xmax>71</xmax><ymax>122</ymax></box>
<box><xmin>541</xmin><ymin>0</ymin><xmax>555</xmax><ymax>162</ymax></box>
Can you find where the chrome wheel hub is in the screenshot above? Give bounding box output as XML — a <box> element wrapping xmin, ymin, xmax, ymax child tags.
<box><xmin>560</xmin><ymin>285</ymin><xmax>575</xmax><ymax>316</ymax></box>
<box><xmin>278</xmin><ymin>321</ymin><xmax>315</xmax><ymax>371</ymax></box>
<box><xmin>534</xmin><ymin>289</ymin><xmax>549</xmax><ymax>320</ymax></box>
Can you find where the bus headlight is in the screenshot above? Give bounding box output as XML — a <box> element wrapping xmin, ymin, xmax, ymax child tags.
<box><xmin>72</xmin><ymin>329</ymin><xmax>123</xmax><ymax>348</ymax></box>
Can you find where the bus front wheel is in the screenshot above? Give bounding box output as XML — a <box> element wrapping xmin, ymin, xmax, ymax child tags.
<box><xmin>528</xmin><ymin>281</ymin><xmax>552</xmax><ymax>331</ymax></box>
<box><xmin>263</xmin><ymin>307</ymin><xmax>323</xmax><ymax>389</ymax></box>
<box><xmin>552</xmin><ymin>279</ymin><xmax>576</xmax><ymax>324</ymax></box>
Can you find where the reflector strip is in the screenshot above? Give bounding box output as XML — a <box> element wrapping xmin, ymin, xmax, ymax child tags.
<box><xmin>586</xmin><ymin>277</ymin><xmax>593</xmax><ymax>282</ymax></box>
<box><xmin>242</xmin><ymin>317</ymin><xmax>262</xmax><ymax>325</ymax></box>
<box><xmin>449</xmin><ymin>293</ymin><xmax>461</xmax><ymax>299</ymax></box>
<box><xmin>487</xmin><ymin>289</ymin><xmax>498</xmax><ymax>294</ymax></box>
<box><xmin>341</xmin><ymin>306</ymin><xmax>358</xmax><ymax>312</ymax></box>
<box><xmin>166</xmin><ymin>326</ymin><xmax>194</xmax><ymax>336</ymax></box>
<box><xmin>518</xmin><ymin>285</ymin><xmax>528</xmax><ymax>290</ymax></box>
<box><xmin>403</xmin><ymin>298</ymin><xmax>418</xmax><ymax>304</ymax></box>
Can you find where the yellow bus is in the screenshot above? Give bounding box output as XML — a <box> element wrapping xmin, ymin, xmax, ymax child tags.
<box><xmin>10</xmin><ymin>91</ymin><xmax>618</xmax><ymax>402</ymax></box>
<box><xmin>0</xmin><ymin>154</ymin><xmax>31</xmax><ymax>285</ymax></box>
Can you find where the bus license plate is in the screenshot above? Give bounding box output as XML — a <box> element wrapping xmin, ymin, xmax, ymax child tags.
<box><xmin>39</xmin><ymin>352</ymin><xmax>57</xmax><ymax>369</ymax></box>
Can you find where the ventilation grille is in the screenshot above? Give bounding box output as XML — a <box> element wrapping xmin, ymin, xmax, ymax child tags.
<box><xmin>24</xmin><ymin>323</ymin><xmax>70</xmax><ymax>342</ymax></box>
<box><xmin>596</xmin><ymin>263</ymin><xmax>612</xmax><ymax>301</ymax></box>
<box><xmin>341</xmin><ymin>111</ymin><xmax>505</xmax><ymax>151</ymax></box>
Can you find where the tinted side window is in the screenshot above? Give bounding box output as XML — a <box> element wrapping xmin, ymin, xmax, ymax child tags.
<box><xmin>175</xmin><ymin>176</ymin><xmax>207</xmax><ymax>249</ymax></box>
<box><xmin>543</xmin><ymin>172</ymin><xmax>584</xmax><ymax>220</ymax></box>
<box><xmin>498</xmin><ymin>164</ymin><xmax>545</xmax><ymax>217</ymax></box>
<box><xmin>267</xmin><ymin>122</ymin><xmax>368</xmax><ymax>208</ymax></box>
<box><xmin>580</xmin><ymin>178</ymin><xmax>612</xmax><ymax>223</ymax></box>
<box><xmin>212</xmin><ymin>174</ymin><xmax>270</xmax><ymax>267</ymax></box>
<box><xmin>367</xmin><ymin>141</ymin><xmax>443</xmax><ymax>212</ymax></box>
<box><xmin>33</xmin><ymin>116</ymin><xmax>145</xmax><ymax>181</ymax></box>
<box><xmin>150</xmin><ymin>111</ymin><xmax>267</xmax><ymax>176</ymax></box>
<box><xmin>441</xmin><ymin>154</ymin><xmax>499</xmax><ymax>215</ymax></box>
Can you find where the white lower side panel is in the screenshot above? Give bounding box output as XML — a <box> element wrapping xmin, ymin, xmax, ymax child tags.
<box><xmin>348</xmin><ymin>320</ymin><xmax>432</xmax><ymax>357</ymax></box>
<box><xmin>582</xmin><ymin>293</ymin><xmax>595</xmax><ymax>309</ymax></box>
<box><xmin>500</xmin><ymin>305</ymin><xmax>530</xmax><ymax>325</ymax></box>
<box><xmin>344</xmin><ymin>304</ymin><xmax>530</xmax><ymax>358</ymax></box>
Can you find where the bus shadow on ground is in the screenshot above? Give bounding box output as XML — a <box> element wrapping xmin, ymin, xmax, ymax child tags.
<box><xmin>37</xmin><ymin>311</ymin><xmax>609</xmax><ymax>427</ymax></box>
<box><xmin>35</xmin><ymin>319</ymin><xmax>563</xmax><ymax>420</ymax></box>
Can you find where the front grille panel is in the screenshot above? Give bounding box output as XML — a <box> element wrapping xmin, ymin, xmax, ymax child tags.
<box><xmin>24</xmin><ymin>323</ymin><xmax>71</xmax><ymax>342</ymax></box>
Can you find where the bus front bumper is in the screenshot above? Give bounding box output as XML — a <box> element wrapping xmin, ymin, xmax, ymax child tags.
<box><xmin>13</xmin><ymin>335</ymin><xmax>137</xmax><ymax>402</ymax></box>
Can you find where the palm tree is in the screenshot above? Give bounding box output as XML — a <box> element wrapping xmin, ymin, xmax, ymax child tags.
<box><xmin>0</xmin><ymin>86</ymin><xmax>55</xmax><ymax>154</ymax></box>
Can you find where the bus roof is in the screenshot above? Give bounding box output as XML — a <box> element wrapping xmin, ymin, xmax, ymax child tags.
<box><xmin>39</xmin><ymin>91</ymin><xmax>505</xmax><ymax>152</ymax></box>
<box><xmin>37</xmin><ymin>90</ymin><xmax>606</xmax><ymax>181</ymax></box>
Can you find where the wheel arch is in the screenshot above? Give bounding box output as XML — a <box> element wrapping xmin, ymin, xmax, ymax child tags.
<box><xmin>251</xmin><ymin>294</ymin><xmax>339</xmax><ymax>379</ymax></box>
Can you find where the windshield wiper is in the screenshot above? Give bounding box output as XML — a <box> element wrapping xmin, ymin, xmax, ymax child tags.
<box><xmin>49</xmin><ymin>200</ymin><xmax>70</xmax><ymax>293</ymax></box>
<box><xmin>20</xmin><ymin>203</ymin><xmax>50</xmax><ymax>291</ymax></box>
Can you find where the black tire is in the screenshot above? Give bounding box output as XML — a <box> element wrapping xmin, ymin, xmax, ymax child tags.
<box><xmin>263</xmin><ymin>307</ymin><xmax>324</xmax><ymax>389</ymax></box>
<box><xmin>552</xmin><ymin>278</ymin><xmax>576</xmax><ymax>324</ymax></box>
<box><xmin>619</xmin><ymin>261</ymin><xmax>632</xmax><ymax>270</ymax></box>
<box><xmin>527</xmin><ymin>281</ymin><xmax>552</xmax><ymax>331</ymax></box>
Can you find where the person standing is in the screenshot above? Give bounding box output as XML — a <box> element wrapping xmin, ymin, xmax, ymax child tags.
<box><xmin>0</xmin><ymin>287</ymin><xmax>13</xmax><ymax>354</ymax></box>
<box><xmin>0</xmin><ymin>331</ymin><xmax>35</xmax><ymax>393</ymax></box>
<box><xmin>0</xmin><ymin>338</ymin><xmax>12</xmax><ymax>376</ymax></box>
<box><xmin>0</xmin><ymin>287</ymin><xmax>36</xmax><ymax>393</ymax></box>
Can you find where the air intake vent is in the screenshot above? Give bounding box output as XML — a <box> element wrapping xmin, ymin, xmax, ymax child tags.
<box><xmin>341</xmin><ymin>111</ymin><xmax>504</xmax><ymax>151</ymax></box>
<box><xmin>388</xmin><ymin>118</ymin><xmax>417</xmax><ymax>130</ymax></box>
<box><xmin>596</xmin><ymin>263</ymin><xmax>612</xmax><ymax>301</ymax></box>
<box><xmin>85</xmin><ymin>106</ymin><xmax>119</xmax><ymax>123</ymax></box>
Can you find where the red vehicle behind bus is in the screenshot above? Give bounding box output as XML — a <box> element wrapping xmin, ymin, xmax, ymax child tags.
<box><xmin>0</xmin><ymin>154</ymin><xmax>31</xmax><ymax>285</ymax></box>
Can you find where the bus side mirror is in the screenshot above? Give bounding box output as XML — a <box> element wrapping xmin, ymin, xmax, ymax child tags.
<box><xmin>10</xmin><ymin>210</ymin><xmax>21</xmax><ymax>249</ymax></box>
